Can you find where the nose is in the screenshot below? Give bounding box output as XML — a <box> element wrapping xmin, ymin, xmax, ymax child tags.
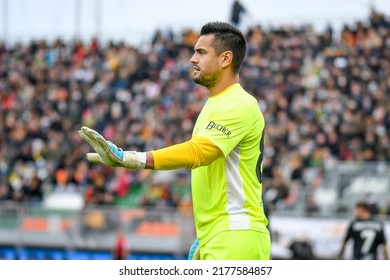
<box><xmin>190</xmin><ymin>53</ymin><xmax>198</xmax><ymax>65</ymax></box>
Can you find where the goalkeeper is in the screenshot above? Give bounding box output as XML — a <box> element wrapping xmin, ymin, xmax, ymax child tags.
<box><xmin>79</xmin><ymin>21</ymin><xmax>270</xmax><ymax>260</ymax></box>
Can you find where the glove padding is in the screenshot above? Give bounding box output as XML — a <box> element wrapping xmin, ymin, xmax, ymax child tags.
<box><xmin>78</xmin><ymin>126</ymin><xmax>145</xmax><ymax>169</ymax></box>
<box><xmin>188</xmin><ymin>239</ymin><xmax>200</xmax><ymax>260</ymax></box>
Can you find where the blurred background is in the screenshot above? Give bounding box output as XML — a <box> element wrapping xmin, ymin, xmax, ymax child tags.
<box><xmin>1</xmin><ymin>0</ymin><xmax>390</xmax><ymax>260</ymax></box>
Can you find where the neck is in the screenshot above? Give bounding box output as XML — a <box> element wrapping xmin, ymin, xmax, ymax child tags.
<box><xmin>208</xmin><ymin>74</ymin><xmax>239</xmax><ymax>96</ymax></box>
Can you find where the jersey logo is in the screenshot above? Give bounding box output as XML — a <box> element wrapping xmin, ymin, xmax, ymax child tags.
<box><xmin>205</xmin><ymin>121</ymin><xmax>231</xmax><ymax>137</ymax></box>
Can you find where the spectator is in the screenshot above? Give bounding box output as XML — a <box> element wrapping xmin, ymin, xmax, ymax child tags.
<box><xmin>230</xmin><ymin>0</ymin><xmax>246</xmax><ymax>27</ymax></box>
<box><xmin>289</xmin><ymin>237</ymin><xmax>316</xmax><ymax>260</ymax></box>
<box><xmin>0</xmin><ymin>11</ymin><xmax>389</xmax><ymax>216</ymax></box>
<box><xmin>112</xmin><ymin>230</ymin><xmax>129</xmax><ymax>260</ymax></box>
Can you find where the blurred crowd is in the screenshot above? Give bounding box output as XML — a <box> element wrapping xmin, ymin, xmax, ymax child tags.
<box><xmin>1</xmin><ymin>9</ymin><xmax>390</xmax><ymax>215</ymax></box>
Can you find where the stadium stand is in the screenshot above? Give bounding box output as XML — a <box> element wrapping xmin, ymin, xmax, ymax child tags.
<box><xmin>1</xmin><ymin>8</ymin><xmax>390</xmax><ymax>259</ymax></box>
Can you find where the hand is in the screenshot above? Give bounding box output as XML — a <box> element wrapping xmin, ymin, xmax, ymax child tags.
<box><xmin>78</xmin><ymin>126</ymin><xmax>146</xmax><ymax>169</ymax></box>
<box><xmin>188</xmin><ymin>239</ymin><xmax>200</xmax><ymax>260</ymax></box>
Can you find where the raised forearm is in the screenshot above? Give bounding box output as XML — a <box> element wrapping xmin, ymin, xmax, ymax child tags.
<box><xmin>149</xmin><ymin>136</ymin><xmax>223</xmax><ymax>170</ymax></box>
<box><xmin>79</xmin><ymin>126</ymin><xmax>222</xmax><ymax>171</ymax></box>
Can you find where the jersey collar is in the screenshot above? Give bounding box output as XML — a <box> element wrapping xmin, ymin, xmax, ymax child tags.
<box><xmin>210</xmin><ymin>83</ymin><xmax>240</xmax><ymax>99</ymax></box>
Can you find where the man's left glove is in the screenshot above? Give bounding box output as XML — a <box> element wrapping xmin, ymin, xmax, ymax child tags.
<box><xmin>78</xmin><ymin>126</ymin><xmax>146</xmax><ymax>169</ymax></box>
<box><xmin>188</xmin><ymin>239</ymin><xmax>200</xmax><ymax>260</ymax></box>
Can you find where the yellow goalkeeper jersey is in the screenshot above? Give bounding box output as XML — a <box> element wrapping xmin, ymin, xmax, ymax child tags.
<box><xmin>192</xmin><ymin>83</ymin><xmax>269</xmax><ymax>245</ymax></box>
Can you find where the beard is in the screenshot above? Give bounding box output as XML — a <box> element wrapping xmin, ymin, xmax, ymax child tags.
<box><xmin>193</xmin><ymin>68</ymin><xmax>219</xmax><ymax>88</ymax></box>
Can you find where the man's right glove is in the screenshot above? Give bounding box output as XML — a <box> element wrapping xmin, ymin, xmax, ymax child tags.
<box><xmin>78</xmin><ymin>126</ymin><xmax>146</xmax><ymax>169</ymax></box>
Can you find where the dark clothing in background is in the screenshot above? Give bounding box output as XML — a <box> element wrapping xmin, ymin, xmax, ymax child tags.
<box><xmin>230</xmin><ymin>1</ymin><xmax>246</xmax><ymax>26</ymax></box>
<box><xmin>344</xmin><ymin>218</ymin><xmax>386</xmax><ymax>260</ymax></box>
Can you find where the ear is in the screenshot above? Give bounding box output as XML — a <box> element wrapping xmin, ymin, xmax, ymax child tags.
<box><xmin>220</xmin><ymin>51</ymin><xmax>233</xmax><ymax>69</ymax></box>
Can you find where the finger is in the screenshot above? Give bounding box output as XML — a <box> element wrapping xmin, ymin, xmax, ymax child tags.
<box><xmin>78</xmin><ymin>130</ymin><xmax>96</xmax><ymax>148</ymax></box>
<box><xmin>81</xmin><ymin>127</ymin><xmax>109</xmax><ymax>152</ymax></box>
<box><xmin>86</xmin><ymin>153</ymin><xmax>104</xmax><ymax>164</ymax></box>
<box><xmin>96</xmin><ymin>137</ymin><xmax>123</xmax><ymax>163</ymax></box>
<box><xmin>81</xmin><ymin>126</ymin><xmax>102</xmax><ymax>140</ymax></box>
<box><xmin>79</xmin><ymin>130</ymin><xmax>111</xmax><ymax>163</ymax></box>
<box><xmin>80</xmin><ymin>127</ymin><xmax>109</xmax><ymax>155</ymax></box>
<box><xmin>81</xmin><ymin>126</ymin><xmax>122</xmax><ymax>166</ymax></box>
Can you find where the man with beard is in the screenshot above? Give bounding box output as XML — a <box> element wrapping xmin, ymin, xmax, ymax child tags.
<box><xmin>79</xmin><ymin>22</ymin><xmax>270</xmax><ymax>260</ymax></box>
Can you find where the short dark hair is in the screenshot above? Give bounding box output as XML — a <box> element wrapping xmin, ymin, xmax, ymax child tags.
<box><xmin>200</xmin><ymin>21</ymin><xmax>246</xmax><ymax>74</ymax></box>
<box><xmin>356</xmin><ymin>201</ymin><xmax>371</xmax><ymax>214</ymax></box>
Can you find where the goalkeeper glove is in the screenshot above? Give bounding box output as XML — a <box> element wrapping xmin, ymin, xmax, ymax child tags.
<box><xmin>78</xmin><ymin>126</ymin><xmax>146</xmax><ymax>169</ymax></box>
<box><xmin>187</xmin><ymin>239</ymin><xmax>200</xmax><ymax>260</ymax></box>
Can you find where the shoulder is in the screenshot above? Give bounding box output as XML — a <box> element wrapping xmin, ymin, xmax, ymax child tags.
<box><xmin>230</xmin><ymin>85</ymin><xmax>258</xmax><ymax>107</ymax></box>
<box><xmin>219</xmin><ymin>86</ymin><xmax>259</xmax><ymax>114</ymax></box>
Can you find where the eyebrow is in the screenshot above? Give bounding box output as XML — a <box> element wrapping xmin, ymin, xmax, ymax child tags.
<box><xmin>194</xmin><ymin>47</ymin><xmax>206</xmax><ymax>52</ymax></box>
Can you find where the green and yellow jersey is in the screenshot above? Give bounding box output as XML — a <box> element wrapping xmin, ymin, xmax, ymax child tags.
<box><xmin>151</xmin><ymin>83</ymin><xmax>268</xmax><ymax>249</ymax></box>
<box><xmin>191</xmin><ymin>83</ymin><xmax>268</xmax><ymax>245</ymax></box>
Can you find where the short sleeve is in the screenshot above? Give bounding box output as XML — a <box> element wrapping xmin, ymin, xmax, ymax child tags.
<box><xmin>194</xmin><ymin>101</ymin><xmax>252</xmax><ymax>157</ymax></box>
